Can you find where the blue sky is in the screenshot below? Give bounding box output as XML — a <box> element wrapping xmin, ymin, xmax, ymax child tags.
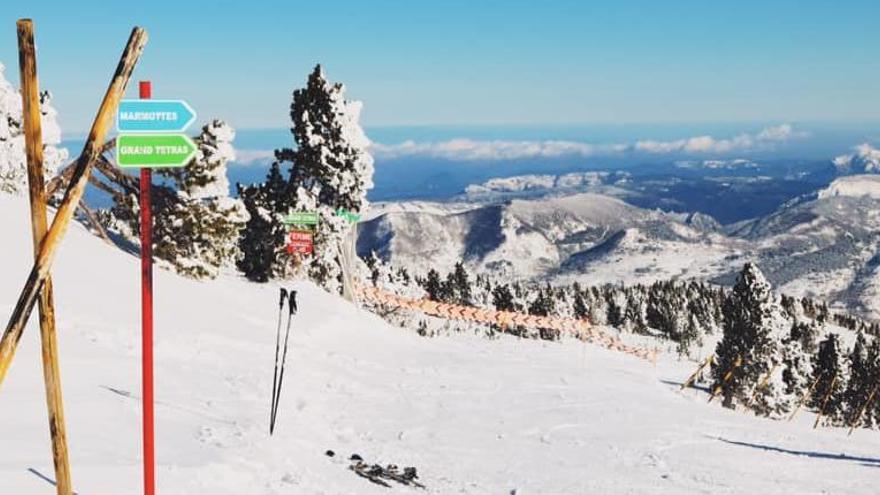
<box><xmin>1</xmin><ymin>1</ymin><xmax>878</xmax><ymax>134</ymax></box>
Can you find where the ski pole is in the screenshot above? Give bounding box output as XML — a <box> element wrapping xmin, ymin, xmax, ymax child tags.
<box><xmin>271</xmin><ymin>290</ymin><xmax>298</xmax><ymax>434</ymax></box>
<box><xmin>270</xmin><ymin>288</ymin><xmax>287</xmax><ymax>433</ymax></box>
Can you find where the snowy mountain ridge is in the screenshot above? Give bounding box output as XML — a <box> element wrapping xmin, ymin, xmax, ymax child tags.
<box><xmin>360</xmin><ymin>177</ymin><xmax>880</xmax><ymax>319</ymax></box>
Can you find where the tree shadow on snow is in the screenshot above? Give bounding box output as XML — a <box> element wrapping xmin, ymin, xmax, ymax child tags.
<box><xmin>660</xmin><ymin>379</ymin><xmax>710</xmax><ymax>393</ymax></box>
<box><xmin>713</xmin><ymin>437</ymin><xmax>880</xmax><ymax>467</ymax></box>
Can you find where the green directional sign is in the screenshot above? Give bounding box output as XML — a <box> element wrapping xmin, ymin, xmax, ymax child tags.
<box><xmin>336</xmin><ymin>207</ymin><xmax>361</xmax><ymax>223</ymax></box>
<box><xmin>284</xmin><ymin>211</ymin><xmax>319</xmax><ymax>226</ymax></box>
<box><xmin>116</xmin><ymin>134</ymin><xmax>197</xmax><ymax>168</ymax></box>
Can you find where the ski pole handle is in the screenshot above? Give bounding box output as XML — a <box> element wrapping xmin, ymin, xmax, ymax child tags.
<box><xmin>279</xmin><ymin>288</ymin><xmax>288</xmax><ymax>310</ymax></box>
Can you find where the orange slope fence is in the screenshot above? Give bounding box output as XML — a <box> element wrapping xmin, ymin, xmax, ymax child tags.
<box><xmin>354</xmin><ymin>283</ymin><xmax>657</xmax><ymax>362</ymax></box>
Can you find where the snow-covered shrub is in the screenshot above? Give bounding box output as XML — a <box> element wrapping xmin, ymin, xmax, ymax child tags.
<box><xmin>0</xmin><ymin>62</ymin><xmax>67</xmax><ymax>194</ymax></box>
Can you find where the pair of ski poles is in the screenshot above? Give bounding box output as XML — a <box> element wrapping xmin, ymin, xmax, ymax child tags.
<box><xmin>270</xmin><ymin>288</ymin><xmax>298</xmax><ymax>435</ymax></box>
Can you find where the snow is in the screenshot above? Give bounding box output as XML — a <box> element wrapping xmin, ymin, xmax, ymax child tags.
<box><xmin>0</xmin><ymin>195</ymin><xmax>878</xmax><ymax>494</ymax></box>
<box><xmin>818</xmin><ymin>174</ymin><xmax>880</xmax><ymax>200</ymax></box>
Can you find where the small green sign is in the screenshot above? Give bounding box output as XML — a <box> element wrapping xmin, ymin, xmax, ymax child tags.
<box><xmin>284</xmin><ymin>211</ymin><xmax>319</xmax><ymax>226</ymax></box>
<box><xmin>336</xmin><ymin>207</ymin><xmax>361</xmax><ymax>223</ymax></box>
<box><xmin>116</xmin><ymin>134</ymin><xmax>198</xmax><ymax>168</ymax></box>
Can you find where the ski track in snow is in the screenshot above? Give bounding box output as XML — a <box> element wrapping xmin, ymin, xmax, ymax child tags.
<box><xmin>0</xmin><ymin>194</ymin><xmax>877</xmax><ymax>494</ymax></box>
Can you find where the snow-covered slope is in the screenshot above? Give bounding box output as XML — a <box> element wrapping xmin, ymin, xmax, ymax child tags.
<box><xmin>1</xmin><ymin>195</ymin><xmax>878</xmax><ymax>494</ymax></box>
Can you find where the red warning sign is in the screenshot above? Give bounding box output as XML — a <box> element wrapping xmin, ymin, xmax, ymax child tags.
<box><xmin>287</xmin><ymin>229</ymin><xmax>314</xmax><ymax>255</ymax></box>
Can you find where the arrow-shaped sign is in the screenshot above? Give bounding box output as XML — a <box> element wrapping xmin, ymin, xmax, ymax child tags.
<box><xmin>116</xmin><ymin>134</ymin><xmax>198</xmax><ymax>168</ymax></box>
<box><xmin>117</xmin><ymin>99</ymin><xmax>197</xmax><ymax>133</ymax></box>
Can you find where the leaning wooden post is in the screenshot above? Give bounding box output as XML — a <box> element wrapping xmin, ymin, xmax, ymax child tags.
<box><xmin>0</xmin><ymin>27</ymin><xmax>148</xmax><ymax>390</ymax></box>
<box><xmin>847</xmin><ymin>384</ymin><xmax>879</xmax><ymax>436</ymax></box>
<box><xmin>787</xmin><ymin>374</ymin><xmax>821</xmax><ymax>422</ymax></box>
<box><xmin>708</xmin><ymin>355</ymin><xmax>741</xmax><ymax>403</ymax></box>
<box><xmin>813</xmin><ymin>374</ymin><xmax>838</xmax><ymax>429</ymax></box>
<box><xmin>16</xmin><ymin>19</ymin><xmax>72</xmax><ymax>495</ymax></box>
<box><xmin>748</xmin><ymin>362</ymin><xmax>779</xmax><ymax>405</ymax></box>
<box><xmin>681</xmin><ymin>355</ymin><xmax>713</xmax><ymax>390</ymax></box>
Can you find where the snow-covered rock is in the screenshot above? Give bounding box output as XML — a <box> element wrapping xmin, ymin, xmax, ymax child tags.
<box><xmin>818</xmin><ymin>175</ymin><xmax>880</xmax><ymax>200</ymax></box>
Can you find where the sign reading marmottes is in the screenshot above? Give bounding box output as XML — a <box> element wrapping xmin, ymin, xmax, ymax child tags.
<box><xmin>117</xmin><ymin>99</ymin><xmax>196</xmax><ymax>133</ymax></box>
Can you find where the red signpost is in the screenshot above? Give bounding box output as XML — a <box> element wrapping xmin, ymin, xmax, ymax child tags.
<box><xmin>138</xmin><ymin>80</ymin><xmax>155</xmax><ymax>495</ymax></box>
<box><xmin>287</xmin><ymin>229</ymin><xmax>314</xmax><ymax>254</ymax></box>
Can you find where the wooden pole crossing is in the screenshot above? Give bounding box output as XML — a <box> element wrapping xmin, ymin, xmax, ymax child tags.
<box><xmin>813</xmin><ymin>374</ymin><xmax>838</xmax><ymax>429</ymax></box>
<box><xmin>16</xmin><ymin>19</ymin><xmax>72</xmax><ymax>495</ymax></box>
<box><xmin>847</xmin><ymin>384</ymin><xmax>879</xmax><ymax>436</ymax></box>
<box><xmin>748</xmin><ymin>362</ymin><xmax>779</xmax><ymax>405</ymax></box>
<box><xmin>0</xmin><ymin>26</ymin><xmax>147</xmax><ymax>391</ymax></box>
<box><xmin>708</xmin><ymin>355</ymin><xmax>741</xmax><ymax>403</ymax></box>
<box><xmin>787</xmin><ymin>374</ymin><xmax>822</xmax><ymax>422</ymax></box>
<box><xmin>680</xmin><ymin>355</ymin><xmax>713</xmax><ymax>390</ymax></box>
<box><xmin>354</xmin><ymin>283</ymin><xmax>657</xmax><ymax>361</ymax></box>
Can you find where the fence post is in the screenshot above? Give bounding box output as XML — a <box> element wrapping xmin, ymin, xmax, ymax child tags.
<box><xmin>813</xmin><ymin>374</ymin><xmax>838</xmax><ymax>429</ymax></box>
<box><xmin>787</xmin><ymin>374</ymin><xmax>821</xmax><ymax>422</ymax></box>
<box><xmin>680</xmin><ymin>355</ymin><xmax>713</xmax><ymax>390</ymax></box>
<box><xmin>847</xmin><ymin>384</ymin><xmax>879</xmax><ymax>436</ymax></box>
<box><xmin>16</xmin><ymin>18</ymin><xmax>72</xmax><ymax>495</ymax></box>
<box><xmin>708</xmin><ymin>355</ymin><xmax>741</xmax><ymax>403</ymax></box>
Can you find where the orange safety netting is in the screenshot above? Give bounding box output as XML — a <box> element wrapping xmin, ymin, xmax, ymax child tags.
<box><xmin>355</xmin><ymin>284</ymin><xmax>657</xmax><ymax>362</ymax></box>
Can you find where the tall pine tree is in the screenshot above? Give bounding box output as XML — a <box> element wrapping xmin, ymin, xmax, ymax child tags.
<box><xmin>712</xmin><ymin>263</ymin><xmax>788</xmax><ymax>415</ymax></box>
<box><xmin>275</xmin><ymin>64</ymin><xmax>374</xmax><ymax>293</ymax></box>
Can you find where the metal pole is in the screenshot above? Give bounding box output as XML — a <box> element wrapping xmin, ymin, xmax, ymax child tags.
<box><xmin>138</xmin><ymin>80</ymin><xmax>155</xmax><ymax>495</ymax></box>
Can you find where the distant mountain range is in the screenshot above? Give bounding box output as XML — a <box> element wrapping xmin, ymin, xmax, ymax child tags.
<box><xmin>358</xmin><ymin>175</ymin><xmax>880</xmax><ymax>320</ymax></box>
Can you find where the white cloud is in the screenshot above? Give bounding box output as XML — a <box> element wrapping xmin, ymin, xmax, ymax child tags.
<box><xmin>232</xmin><ymin>149</ymin><xmax>275</xmax><ymax>165</ymax></box>
<box><xmin>231</xmin><ymin>124</ymin><xmax>808</xmax><ymax>164</ymax></box>
<box><xmin>370</xmin><ymin>138</ymin><xmax>628</xmax><ymax>161</ymax></box>
<box><xmin>371</xmin><ymin>124</ymin><xmax>806</xmax><ymax>161</ymax></box>
<box><xmin>833</xmin><ymin>143</ymin><xmax>880</xmax><ymax>173</ymax></box>
<box><xmin>635</xmin><ymin>124</ymin><xmax>807</xmax><ymax>155</ymax></box>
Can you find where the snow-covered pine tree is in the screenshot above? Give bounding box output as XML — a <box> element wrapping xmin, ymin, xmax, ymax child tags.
<box><xmin>780</xmin><ymin>321</ymin><xmax>814</xmax><ymax>396</ymax></box>
<box><xmin>712</xmin><ymin>263</ymin><xmax>789</xmax><ymax>415</ymax></box>
<box><xmin>572</xmin><ymin>283</ymin><xmax>589</xmax><ymax>320</ymax></box>
<box><xmin>492</xmin><ymin>283</ymin><xmax>517</xmax><ymax>312</ymax></box>
<box><xmin>236</xmin><ymin>162</ymin><xmax>290</xmax><ymax>282</ymax></box>
<box><xmin>275</xmin><ymin>64</ymin><xmax>374</xmax><ymax>294</ymax></box>
<box><xmin>0</xmin><ymin>62</ymin><xmax>67</xmax><ymax>194</ymax></box>
<box><xmin>450</xmin><ymin>262</ymin><xmax>472</xmax><ymax>305</ymax></box>
<box><xmin>109</xmin><ymin>120</ymin><xmax>246</xmax><ymax>279</ymax></box>
<box><xmin>423</xmin><ymin>268</ymin><xmax>443</xmax><ymax>300</ymax></box>
<box><xmin>842</xmin><ymin>333</ymin><xmax>880</xmax><ymax>429</ymax></box>
<box><xmin>809</xmin><ymin>333</ymin><xmax>843</xmax><ymax>424</ymax></box>
<box><xmin>842</xmin><ymin>331</ymin><xmax>870</xmax><ymax>425</ymax></box>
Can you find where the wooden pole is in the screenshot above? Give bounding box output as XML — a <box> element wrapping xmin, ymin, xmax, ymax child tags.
<box><xmin>787</xmin><ymin>374</ymin><xmax>822</xmax><ymax>422</ymax></box>
<box><xmin>0</xmin><ymin>26</ymin><xmax>148</xmax><ymax>391</ymax></box>
<box><xmin>680</xmin><ymin>355</ymin><xmax>713</xmax><ymax>390</ymax></box>
<box><xmin>16</xmin><ymin>19</ymin><xmax>72</xmax><ymax>495</ymax></box>
<box><xmin>847</xmin><ymin>384</ymin><xmax>879</xmax><ymax>436</ymax></box>
<box><xmin>813</xmin><ymin>374</ymin><xmax>838</xmax><ymax>429</ymax></box>
<box><xmin>708</xmin><ymin>355</ymin><xmax>741</xmax><ymax>403</ymax></box>
<box><xmin>748</xmin><ymin>362</ymin><xmax>779</xmax><ymax>405</ymax></box>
